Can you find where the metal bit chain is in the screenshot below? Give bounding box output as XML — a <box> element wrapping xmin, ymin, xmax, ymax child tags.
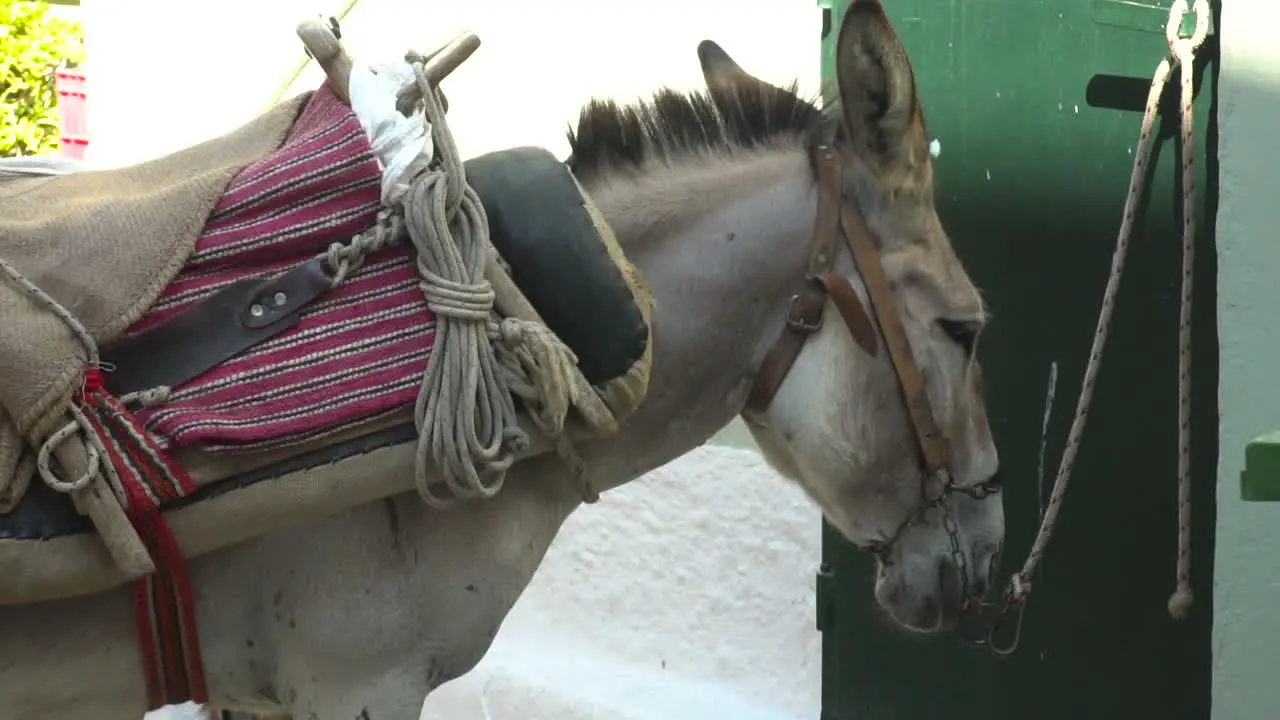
<box><xmin>941</xmin><ymin>494</ymin><xmax>969</xmax><ymax>599</ymax></box>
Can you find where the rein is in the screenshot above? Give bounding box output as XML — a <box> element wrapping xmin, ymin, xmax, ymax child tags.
<box><xmin>743</xmin><ymin>145</ymin><xmax>999</xmax><ymax>585</ymax></box>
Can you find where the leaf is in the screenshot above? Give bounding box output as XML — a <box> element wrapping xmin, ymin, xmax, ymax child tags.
<box><xmin>0</xmin><ymin>0</ymin><xmax>84</xmax><ymax>157</ymax></box>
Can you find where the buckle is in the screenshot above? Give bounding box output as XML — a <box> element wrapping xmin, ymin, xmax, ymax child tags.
<box><xmin>785</xmin><ymin>294</ymin><xmax>824</xmax><ymax>332</ymax></box>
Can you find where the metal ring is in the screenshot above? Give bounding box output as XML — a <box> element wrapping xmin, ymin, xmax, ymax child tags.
<box><xmin>1166</xmin><ymin>0</ymin><xmax>1210</xmax><ymax>47</ymax></box>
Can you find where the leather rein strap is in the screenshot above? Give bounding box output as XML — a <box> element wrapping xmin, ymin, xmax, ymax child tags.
<box><xmin>743</xmin><ymin>145</ymin><xmax>949</xmax><ymax>478</ymax></box>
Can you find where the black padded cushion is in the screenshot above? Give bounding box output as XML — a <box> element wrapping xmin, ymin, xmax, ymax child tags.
<box><xmin>464</xmin><ymin>146</ymin><xmax>648</xmax><ymax>386</ymax></box>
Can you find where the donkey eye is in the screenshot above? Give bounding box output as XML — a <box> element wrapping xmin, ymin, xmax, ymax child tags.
<box><xmin>938</xmin><ymin>318</ymin><xmax>981</xmax><ymax>355</ymax></box>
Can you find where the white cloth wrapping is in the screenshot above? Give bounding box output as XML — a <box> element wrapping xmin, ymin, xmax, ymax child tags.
<box><xmin>347</xmin><ymin>61</ymin><xmax>433</xmax><ymax>205</ymax></box>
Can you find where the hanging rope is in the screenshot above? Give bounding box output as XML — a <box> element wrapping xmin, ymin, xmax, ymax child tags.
<box><xmin>989</xmin><ymin>0</ymin><xmax>1210</xmax><ymax>650</ymax></box>
<box><xmin>1166</xmin><ymin>0</ymin><xmax>1207</xmax><ymax>620</ymax></box>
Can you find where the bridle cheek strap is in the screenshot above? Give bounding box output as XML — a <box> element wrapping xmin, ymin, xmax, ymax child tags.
<box><xmin>742</xmin><ymin>146</ymin><xmax>949</xmax><ymax>480</ymax></box>
<box><xmin>742</xmin><ymin>272</ymin><xmax>878</xmax><ymax>414</ymax></box>
<box><xmin>743</xmin><ymin>146</ymin><xmax>851</xmax><ymax>414</ymax></box>
<box><xmin>837</xmin><ymin>201</ymin><xmax>949</xmax><ymax>476</ymax></box>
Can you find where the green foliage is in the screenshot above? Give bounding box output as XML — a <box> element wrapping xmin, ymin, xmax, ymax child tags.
<box><xmin>0</xmin><ymin>0</ymin><xmax>85</xmax><ymax>157</ymax></box>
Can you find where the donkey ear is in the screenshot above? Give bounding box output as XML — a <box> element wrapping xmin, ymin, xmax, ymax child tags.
<box><xmin>697</xmin><ymin>40</ymin><xmax>755</xmax><ymax>90</ymax></box>
<box><xmin>834</xmin><ymin>0</ymin><xmax>929</xmax><ymax>182</ymax></box>
<box><xmin>697</xmin><ymin>40</ymin><xmax>790</xmax><ymax>97</ymax></box>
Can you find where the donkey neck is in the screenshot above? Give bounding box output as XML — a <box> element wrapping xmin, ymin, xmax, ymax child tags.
<box><xmin>577</xmin><ymin>150</ymin><xmax>818</xmax><ymax>493</ymax></box>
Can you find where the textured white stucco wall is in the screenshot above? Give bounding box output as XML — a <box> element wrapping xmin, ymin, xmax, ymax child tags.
<box><xmin>1213</xmin><ymin>2</ymin><xmax>1280</xmax><ymax>719</ymax></box>
<box><xmin>420</xmin><ymin>445</ymin><xmax>821</xmax><ymax>720</ymax></box>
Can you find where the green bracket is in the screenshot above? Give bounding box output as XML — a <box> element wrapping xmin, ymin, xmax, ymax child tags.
<box><xmin>1241</xmin><ymin>431</ymin><xmax>1280</xmax><ymax>501</ymax></box>
<box><xmin>1091</xmin><ymin>1</ymin><xmax>1216</xmax><ymax>37</ymax></box>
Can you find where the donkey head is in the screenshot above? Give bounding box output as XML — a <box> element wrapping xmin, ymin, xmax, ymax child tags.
<box><xmin>703</xmin><ymin>0</ymin><xmax>1003</xmax><ymax>632</ymax></box>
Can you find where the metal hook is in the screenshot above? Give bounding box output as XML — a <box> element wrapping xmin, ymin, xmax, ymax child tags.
<box><xmin>986</xmin><ymin>594</ymin><xmax>1027</xmax><ymax>656</ymax></box>
<box><xmin>957</xmin><ymin>601</ymin><xmax>993</xmax><ymax>648</ymax></box>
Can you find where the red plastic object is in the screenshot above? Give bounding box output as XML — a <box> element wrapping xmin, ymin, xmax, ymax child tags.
<box><xmin>54</xmin><ymin>69</ymin><xmax>88</xmax><ymax>160</ymax></box>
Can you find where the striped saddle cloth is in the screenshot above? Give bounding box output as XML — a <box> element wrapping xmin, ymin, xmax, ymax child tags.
<box><xmin>124</xmin><ymin>89</ymin><xmax>435</xmax><ymax>454</ymax></box>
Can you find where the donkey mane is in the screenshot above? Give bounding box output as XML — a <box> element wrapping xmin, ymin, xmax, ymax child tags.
<box><xmin>565</xmin><ymin>80</ymin><xmax>836</xmax><ymax>182</ymax></box>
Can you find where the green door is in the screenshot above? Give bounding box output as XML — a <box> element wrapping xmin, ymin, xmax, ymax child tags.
<box><xmin>816</xmin><ymin>1</ymin><xmax>1219</xmax><ymax>718</ymax></box>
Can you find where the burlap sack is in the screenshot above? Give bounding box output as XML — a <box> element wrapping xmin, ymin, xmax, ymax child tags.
<box><xmin>0</xmin><ymin>94</ymin><xmax>311</xmax><ymax>509</ymax></box>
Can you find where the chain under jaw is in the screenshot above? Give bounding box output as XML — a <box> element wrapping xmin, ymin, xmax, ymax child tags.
<box><xmin>856</xmin><ymin>467</ymin><xmax>1002</xmax><ymax>561</ymax></box>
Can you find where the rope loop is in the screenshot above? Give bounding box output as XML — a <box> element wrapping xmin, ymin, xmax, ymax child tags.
<box><xmin>35</xmin><ymin>412</ymin><xmax>100</xmax><ymax>493</ymax></box>
<box><xmin>1166</xmin><ymin>0</ymin><xmax>1211</xmax><ymax>49</ymax></box>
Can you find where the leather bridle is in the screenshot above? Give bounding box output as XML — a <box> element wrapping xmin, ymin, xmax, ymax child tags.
<box><xmin>742</xmin><ymin>144</ymin><xmax>1000</xmax><ymax>570</ymax></box>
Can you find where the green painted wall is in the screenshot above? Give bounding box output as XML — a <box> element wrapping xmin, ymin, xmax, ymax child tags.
<box><xmin>1212</xmin><ymin>2</ymin><xmax>1280</xmax><ymax>718</ymax></box>
<box><xmin>817</xmin><ymin>1</ymin><xmax>1218</xmax><ymax>718</ymax></box>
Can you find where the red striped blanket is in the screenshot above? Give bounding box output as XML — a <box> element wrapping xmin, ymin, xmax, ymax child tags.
<box><xmin>126</xmin><ymin>88</ymin><xmax>436</xmax><ymax>452</ymax></box>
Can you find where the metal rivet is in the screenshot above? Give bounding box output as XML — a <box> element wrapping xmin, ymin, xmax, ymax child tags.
<box><xmin>273</xmin><ymin>292</ymin><xmax>288</xmax><ymax>307</ymax></box>
<box><xmin>249</xmin><ymin>304</ymin><xmax>265</xmax><ymax>318</ymax></box>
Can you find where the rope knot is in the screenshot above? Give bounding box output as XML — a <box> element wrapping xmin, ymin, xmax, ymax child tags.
<box><xmin>502</xmin><ymin>426</ymin><xmax>531</xmax><ymax>454</ymax></box>
<box><xmin>493</xmin><ymin>317</ymin><xmax>580</xmax><ymax>437</ymax></box>
<box><xmin>1167</xmin><ymin>588</ymin><xmax>1194</xmax><ymax>619</ymax></box>
<box><xmin>1010</xmin><ymin>573</ymin><xmax>1029</xmax><ymax>602</ymax></box>
<box><xmin>495</xmin><ymin>316</ymin><xmax>533</xmax><ymax>345</ymax></box>
<box><xmin>420</xmin><ymin>274</ymin><xmax>495</xmax><ymax>321</ymax></box>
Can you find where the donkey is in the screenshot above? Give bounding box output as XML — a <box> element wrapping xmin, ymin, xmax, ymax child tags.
<box><xmin>0</xmin><ymin>2</ymin><xmax>1001</xmax><ymax>718</ymax></box>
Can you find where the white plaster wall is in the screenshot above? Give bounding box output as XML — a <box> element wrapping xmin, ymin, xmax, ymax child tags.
<box><xmin>1213</xmin><ymin>2</ymin><xmax>1280</xmax><ymax>719</ymax></box>
<box><xmin>79</xmin><ymin>0</ymin><xmax>820</xmax><ymax>167</ymax></box>
<box><xmin>82</xmin><ymin>2</ymin><xmax>819</xmax><ymax>719</ymax></box>
<box><xmin>419</xmin><ymin>445</ymin><xmax>821</xmax><ymax>720</ymax></box>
